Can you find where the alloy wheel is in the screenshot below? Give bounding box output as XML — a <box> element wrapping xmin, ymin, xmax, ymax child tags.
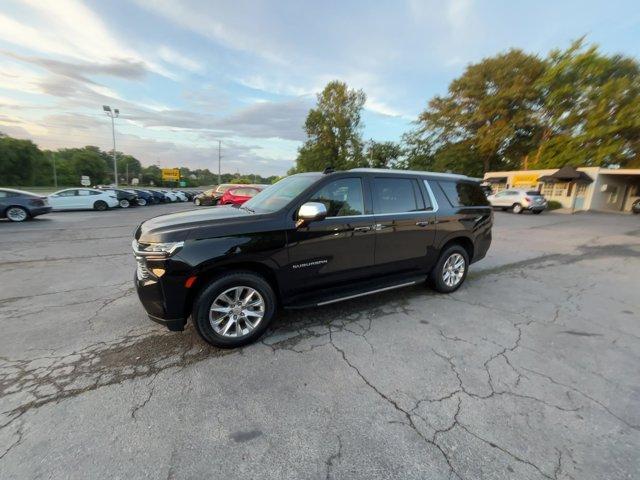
<box><xmin>209</xmin><ymin>286</ymin><xmax>265</xmax><ymax>338</ymax></box>
<box><xmin>7</xmin><ymin>207</ymin><xmax>28</xmax><ymax>222</ymax></box>
<box><xmin>442</xmin><ymin>253</ymin><xmax>465</xmax><ymax>288</ymax></box>
<box><xmin>120</xmin><ymin>199</ymin><xmax>130</xmax><ymax>208</ymax></box>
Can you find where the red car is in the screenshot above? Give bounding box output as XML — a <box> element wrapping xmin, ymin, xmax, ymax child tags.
<box><xmin>219</xmin><ymin>186</ymin><xmax>263</xmax><ymax>206</ymax></box>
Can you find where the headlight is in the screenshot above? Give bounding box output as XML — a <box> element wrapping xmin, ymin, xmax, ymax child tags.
<box><xmin>132</xmin><ymin>240</ymin><xmax>184</xmax><ymax>258</ymax></box>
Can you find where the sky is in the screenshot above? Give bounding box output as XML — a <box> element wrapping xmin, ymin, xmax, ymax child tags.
<box><xmin>1</xmin><ymin>1</ymin><xmax>639</xmax><ymax>176</ymax></box>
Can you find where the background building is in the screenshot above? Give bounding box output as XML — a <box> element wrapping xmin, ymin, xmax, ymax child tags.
<box><xmin>484</xmin><ymin>167</ymin><xmax>640</xmax><ymax>213</ymax></box>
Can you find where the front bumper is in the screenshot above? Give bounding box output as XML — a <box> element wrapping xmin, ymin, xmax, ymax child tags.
<box><xmin>134</xmin><ymin>271</ymin><xmax>188</xmax><ymax>331</ymax></box>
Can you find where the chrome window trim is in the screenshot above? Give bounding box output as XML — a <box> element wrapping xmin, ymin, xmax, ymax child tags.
<box><xmin>422</xmin><ymin>180</ymin><xmax>440</xmax><ymax>213</ymax></box>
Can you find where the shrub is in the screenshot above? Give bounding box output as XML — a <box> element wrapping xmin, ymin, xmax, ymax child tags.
<box><xmin>547</xmin><ymin>200</ymin><xmax>562</xmax><ymax>210</ymax></box>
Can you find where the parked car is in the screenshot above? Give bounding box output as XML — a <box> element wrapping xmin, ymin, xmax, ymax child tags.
<box><xmin>131</xmin><ymin>189</ymin><xmax>154</xmax><ymax>206</ymax></box>
<box><xmin>132</xmin><ymin>168</ymin><xmax>493</xmax><ymax>348</ymax></box>
<box><xmin>158</xmin><ymin>190</ymin><xmax>179</xmax><ymax>202</ymax></box>
<box><xmin>49</xmin><ymin>188</ymin><xmax>119</xmax><ymax>211</ymax></box>
<box><xmin>172</xmin><ymin>190</ymin><xmax>189</xmax><ymax>202</ymax></box>
<box><xmin>486</xmin><ymin>189</ymin><xmax>547</xmax><ymax>214</ymax></box>
<box><xmin>193</xmin><ymin>184</ymin><xmax>241</xmax><ymax>206</ymax></box>
<box><xmin>219</xmin><ymin>185</ymin><xmax>264</xmax><ymax>206</ymax></box>
<box><xmin>632</xmin><ymin>198</ymin><xmax>640</xmax><ymax>214</ymax></box>
<box><xmin>0</xmin><ymin>188</ymin><xmax>52</xmax><ymax>222</ymax></box>
<box><xmin>98</xmin><ymin>188</ymin><xmax>138</xmax><ymax>208</ymax></box>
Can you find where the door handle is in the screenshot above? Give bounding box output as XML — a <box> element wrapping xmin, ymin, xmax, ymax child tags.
<box><xmin>415</xmin><ymin>221</ymin><xmax>430</xmax><ymax>227</ymax></box>
<box><xmin>373</xmin><ymin>224</ymin><xmax>391</xmax><ymax>231</ymax></box>
<box><xmin>353</xmin><ymin>226</ymin><xmax>372</xmax><ymax>233</ymax></box>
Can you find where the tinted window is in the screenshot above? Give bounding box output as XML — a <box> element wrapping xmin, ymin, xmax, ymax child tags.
<box><xmin>438</xmin><ymin>181</ymin><xmax>489</xmax><ymax>207</ymax></box>
<box><xmin>526</xmin><ymin>190</ymin><xmax>542</xmax><ymax>196</ymax></box>
<box><xmin>373</xmin><ymin>178</ymin><xmax>422</xmax><ymax>214</ymax></box>
<box><xmin>243</xmin><ymin>174</ymin><xmax>320</xmax><ymax>214</ymax></box>
<box><xmin>57</xmin><ymin>190</ymin><xmax>77</xmax><ymax>197</ymax></box>
<box><xmin>309</xmin><ymin>178</ymin><xmax>364</xmax><ymax>217</ymax></box>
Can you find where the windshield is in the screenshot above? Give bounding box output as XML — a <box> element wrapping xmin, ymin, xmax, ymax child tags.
<box><xmin>242</xmin><ymin>175</ymin><xmax>320</xmax><ymax>213</ymax></box>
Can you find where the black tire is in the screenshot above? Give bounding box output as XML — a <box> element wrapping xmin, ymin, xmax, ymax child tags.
<box><xmin>119</xmin><ymin>199</ymin><xmax>130</xmax><ymax>208</ymax></box>
<box><xmin>512</xmin><ymin>203</ymin><xmax>523</xmax><ymax>214</ymax></box>
<box><xmin>94</xmin><ymin>200</ymin><xmax>108</xmax><ymax>211</ymax></box>
<box><xmin>5</xmin><ymin>206</ymin><xmax>29</xmax><ymax>222</ymax></box>
<box><xmin>137</xmin><ymin>198</ymin><xmax>147</xmax><ymax>206</ymax></box>
<box><xmin>429</xmin><ymin>245</ymin><xmax>469</xmax><ymax>293</ymax></box>
<box><xmin>532</xmin><ymin>210</ymin><xmax>543</xmax><ymax>214</ymax></box>
<box><xmin>193</xmin><ymin>271</ymin><xmax>277</xmax><ymax>348</ymax></box>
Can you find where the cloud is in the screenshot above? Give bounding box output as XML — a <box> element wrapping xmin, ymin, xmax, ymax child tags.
<box><xmin>157</xmin><ymin>46</ymin><xmax>204</xmax><ymax>74</ymax></box>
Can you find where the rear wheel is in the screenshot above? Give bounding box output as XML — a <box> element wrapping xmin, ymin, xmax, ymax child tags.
<box><xmin>194</xmin><ymin>198</ymin><xmax>201</xmax><ymax>206</ymax></box>
<box><xmin>193</xmin><ymin>271</ymin><xmax>276</xmax><ymax>348</ymax></box>
<box><xmin>137</xmin><ymin>198</ymin><xmax>147</xmax><ymax>206</ymax></box>
<box><xmin>119</xmin><ymin>199</ymin><xmax>130</xmax><ymax>208</ymax></box>
<box><xmin>6</xmin><ymin>206</ymin><xmax>29</xmax><ymax>222</ymax></box>
<box><xmin>94</xmin><ymin>200</ymin><xmax>108</xmax><ymax>211</ymax></box>
<box><xmin>512</xmin><ymin>203</ymin><xmax>523</xmax><ymax>214</ymax></box>
<box><xmin>429</xmin><ymin>245</ymin><xmax>469</xmax><ymax>293</ymax></box>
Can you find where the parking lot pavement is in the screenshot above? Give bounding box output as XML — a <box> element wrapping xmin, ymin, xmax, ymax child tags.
<box><xmin>1</xmin><ymin>207</ymin><xmax>639</xmax><ymax>479</ymax></box>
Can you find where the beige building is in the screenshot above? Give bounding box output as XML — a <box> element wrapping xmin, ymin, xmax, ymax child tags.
<box><xmin>483</xmin><ymin>166</ymin><xmax>640</xmax><ymax>213</ymax></box>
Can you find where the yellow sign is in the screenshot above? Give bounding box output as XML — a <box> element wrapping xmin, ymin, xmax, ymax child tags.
<box><xmin>161</xmin><ymin>168</ymin><xmax>180</xmax><ymax>181</ymax></box>
<box><xmin>512</xmin><ymin>173</ymin><xmax>539</xmax><ymax>186</ymax></box>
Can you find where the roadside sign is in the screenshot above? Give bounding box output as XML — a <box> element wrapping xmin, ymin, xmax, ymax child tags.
<box><xmin>179</xmin><ymin>181</ymin><xmax>186</xmax><ymax>187</ymax></box>
<box><xmin>161</xmin><ymin>168</ymin><xmax>180</xmax><ymax>181</ymax></box>
<box><xmin>80</xmin><ymin>175</ymin><xmax>90</xmax><ymax>186</ymax></box>
<box><xmin>131</xmin><ymin>178</ymin><xmax>139</xmax><ymax>185</ymax></box>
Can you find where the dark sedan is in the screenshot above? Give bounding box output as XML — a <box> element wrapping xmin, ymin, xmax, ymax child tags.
<box><xmin>0</xmin><ymin>188</ymin><xmax>52</xmax><ymax>222</ymax></box>
<box><xmin>97</xmin><ymin>188</ymin><xmax>138</xmax><ymax>208</ymax></box>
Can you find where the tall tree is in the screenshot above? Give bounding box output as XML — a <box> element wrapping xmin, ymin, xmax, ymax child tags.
<box><xmin>532</xmin><ymin>39</ymin><xmax>640</xmax><ymax>168</ymax></box>
<box><xmin>365</xmin><ymin>140</ymin><xmax>403</xmax><ymax>168</ymax></box>
<box><xmin>294</xmin><ymin>81</ymin><xmax>366</xmax><ymax>172</ymax></box>
<box><xmin>408</xmin><ymin>49</ymin><xmax>547</xmax><ymax>174</ymax></box>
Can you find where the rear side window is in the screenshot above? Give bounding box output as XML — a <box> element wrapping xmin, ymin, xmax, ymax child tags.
<box><xmin>373</xmin><ymin>178</ymin><xmax>427</xmax><ymax>214</ymax></box>
<box><xmin>309</xmin><ymin>178</ymin><xmax>364</xmax><ymax>217</ymax></box>
<box><xmin>438</xmin><ymin>181</ymin><xmax>489</xmax><ymax>207</ymax></box>
<box><xmin>526</xmin><ymin>190</ymin><xmax>542</xmax><ymax>196</ymax></box>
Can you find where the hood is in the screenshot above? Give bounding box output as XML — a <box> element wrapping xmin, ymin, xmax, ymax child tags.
<box><xmin>135</xmin><ymin>205</ymin><xmax>254</xmax><ymax>243</ymax></box>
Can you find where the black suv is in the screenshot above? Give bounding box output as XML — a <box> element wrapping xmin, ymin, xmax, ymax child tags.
<box><xmin>133</xmin><ymin>169</ymin><xmax>492</xmax><ymax>347</ymax></box>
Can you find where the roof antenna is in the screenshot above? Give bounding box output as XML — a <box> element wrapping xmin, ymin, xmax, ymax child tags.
<box><xmin>323</xmin><ymin>166</ymin><xmax>335</xmax><ymax>174</ymax></box>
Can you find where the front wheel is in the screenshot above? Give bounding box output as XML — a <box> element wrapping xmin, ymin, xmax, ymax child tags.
<box><xmin>194</xmin><ymin>198</ymin><xmax>201</xmax><ymax>206</ymax></box>
<box><xmin>429</xmin><ymin>245</ymin><xmax>469</xmax><ymax>293</ymax></box>
<box><xmin>512</xmin><ymin>203</ymin><xmax>523</xmax><ymax>214</ymax></box>
<box><xmin>119</xmin><ymin>199</ymin><xmax>130</xmax><ymax>208</ymax></box>
<box><xmin>6</xmin><ymin>206</ymin><xmax>29</xmax><ymax>222</ymax></box>
<box><xmin>193</xmin><ymin>272</ymin><xmax>276</xmax><ymax>348</ymax></box>
<box><xmin>137</xmin><ymin>198</ymin><xmax>147</xmax><ymax>206</ymax></box>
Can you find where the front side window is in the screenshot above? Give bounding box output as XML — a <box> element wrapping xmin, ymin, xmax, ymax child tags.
<box><xmin>57</xmin><ymin>190</ymin><xmax>77</xmax><ymax>197</ymax></box>
<box><xmin>242</xmin><ymin>174</ymin><xmax>320</xmax><ymax>214</ymax></box>
<box><xmin>373</xmin><ymin>178</ymin><xmax>423</xmax><ymax>214</ymax></box>
<box><xmin>309</xmin><ymin>178</ymin><xmax>364</xmax><ymax>217</ymax></box>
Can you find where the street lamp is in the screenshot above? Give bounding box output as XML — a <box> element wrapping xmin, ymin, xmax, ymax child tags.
<box><xmin>103</xmin><ymin>105</ymin><xmax>120</xmax><ymax>186</ymax></box>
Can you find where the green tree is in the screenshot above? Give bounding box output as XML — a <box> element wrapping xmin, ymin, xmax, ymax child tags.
<box><xmin>294</xmin><ymin>81</ymin><xmax>367</xmax><ymax>172</ymax></box>
<box><xmin>365</xmin><ymin>140</ymin><xmax>403</xmax><ymax>168</ymax></box>
<box><xmin>409</xmin><ymin>49</ymin><xmax>547</xmax><ymax>174</ymax></box>
<box><xmin>0</xmin><ymin>134</ymin><xmax>48</xmax><ymax>186</ymax></box>
<box><xmin>532</xmin><ymin>39</ymin><xmax>640</xmax><ymax>168</ymax></box>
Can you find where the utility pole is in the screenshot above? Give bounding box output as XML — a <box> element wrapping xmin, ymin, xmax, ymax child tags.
<box><xmin>51</xmin><ymin>151</ymin><xmax>57</xmax><ymax>188</ymax></box>
<box><xmin>217</xmin><ymin>140</ymin><xmax>221</xmax><ymax>186</ymax></box>
<box><xmin>103</xmin><ymin>105</ymin><xmax>120</xmax><ymax>186</ymax></box>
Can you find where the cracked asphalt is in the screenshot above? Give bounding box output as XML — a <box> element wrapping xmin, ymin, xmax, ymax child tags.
<box><xmin>1</xmin><ymin>205</ymin><xmax>639</xmax><ymax>479</ymax></box>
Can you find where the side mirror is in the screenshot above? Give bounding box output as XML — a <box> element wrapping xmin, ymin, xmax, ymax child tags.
<box><xmin>297</xmin><ymin>202</ymin><xmax>327</xmax><ymax>226</ymax></box>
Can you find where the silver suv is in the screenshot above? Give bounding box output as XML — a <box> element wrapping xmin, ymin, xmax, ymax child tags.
<box><xmin>487</xmin><ymin>189</ymin><xmax>547</xmax><ymax>214</ymax></box>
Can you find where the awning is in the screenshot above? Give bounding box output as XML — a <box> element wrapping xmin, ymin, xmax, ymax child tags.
<box><xmin>485</xmin><ymin>176</ymin><xmax>508</xmax><ymax>184</ymax></box>
<box><xmin>538</xmin><ymin>166</ymin><xmax>593</xmax><ymax>184</ymax></box>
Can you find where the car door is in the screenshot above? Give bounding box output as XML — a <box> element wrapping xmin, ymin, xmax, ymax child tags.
<box><xmin>370</xmin><ymin>176</ymin><xmax>438</xmax><ymax>274</ymax></box>
<box><xmin>50</xmin><ymin>190</ymin><xmax>79</xmax><ymax>210</ymax></box>
<box><xmin>77</xmin><ymin>189</ymin><xmax>96</xmax><ymax>208</ymax></box>
<box><xmin>286</xmin><ymin>176</ymin><xmax>376</xmax><ymax>295</ymax></box>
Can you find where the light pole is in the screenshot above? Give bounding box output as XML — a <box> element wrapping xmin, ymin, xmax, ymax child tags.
<box><xmin>51</xmin><ymin>151</ymin><xmax>57</xmax><ymax>188</ymax></box>
<box><xmin>217</xmin><ymin>140</ymin><xmax>221</xmax><ymax>186</ymax></box>
<box><xmin>103</xmin><ymin>105</ymin><xmax>119</xmax><ymax>186</ymax></box>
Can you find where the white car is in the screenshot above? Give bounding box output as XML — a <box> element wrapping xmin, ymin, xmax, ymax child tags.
<box><xmin>159</xmin><ymin>190</ymin><xmax>179</xmax><ymax>202</ymax></box>
<box><xmin>173</xmin><ymin>190</ymin><xmax>188</xmax><ymax>202</ymax></box>
<box><xmin>487</xmin><ymin>189</ymin><xmax>547</xmax><ymax>214</ymax></box>
<box><xmin>48</xmin><ymin>188</ymin><xmax>119</xmax><ymax>211</ymax></box>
